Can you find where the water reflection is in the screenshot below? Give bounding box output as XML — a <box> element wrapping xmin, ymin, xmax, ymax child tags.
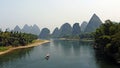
<box><xmin>0</xmin><ymin>40</ymin><xmax>120</xmax><ymax>68</ymax></box>
<box><xmin>72</xmin><ymin>41</ymin><xmax>80</xmax><ymax>56</ymax></box>
<box><xmin>94</xmin><ymin>49</ymin><xmax>120</xmax><ymax>68</ymax></box>
<box><xmin>60</xmin><ymin>40</ymin><xmax>73</xmax><ymax>56</ymax></box>
<box><xmin>52</xmin><ymin>40</ymin><xmax>93</xmax><ymax>56</ymax></box>
<box><xmin>0</xmin><ymin>47</ymin><xmax>34</xmax><ymax>68</ymax></box>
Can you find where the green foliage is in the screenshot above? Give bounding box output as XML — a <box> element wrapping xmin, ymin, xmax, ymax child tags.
<box><xmin>0</xmin><ymin>46</ymin><xmax>10</xmax><ymax>52</ymax></box>
<box><xmin>0</xmin><ymin>30</ymin><xmax>37</xmax><ymax>47</ymax></box>
<box><xmin>94</xmin><ymin>20</ymin><xmax>120</xmax><ymax>62</ymax></box>
<box><xmin>79</xmin><ymin>33</ymin><xmax>94</xmax><ymax>39</ymax></box>
<box><xmin>59</xmin><ymin>33</ymin><xmax>94</xmax><ymax>40</ymax></box>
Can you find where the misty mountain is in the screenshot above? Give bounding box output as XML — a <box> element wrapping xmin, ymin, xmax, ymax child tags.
<box><xmin>59</xmin><ymin>23</ymin><xmax>72</xmax><ymax>37</ymax></box>
<box><xmin>81</xmin><ymin>21</ymin><xmax>87</xmax><ymax>32</ymax></box>
<box><xmin>39</xmin><ymin>28</ymin><xmax>50</xmax><ymax>39</ymax></box>
<box><xmin>31</xmin><ymin>24</ymin><xmax>40</xmax><ymax>35</ymax></box>
<box><xmin>72</xmin><ymin>23</ymin><xmax>81</xmax><ymax>35</ymax></box>
<box><xmin>52</xmin><ymin>23</ymin><xmax>81</xmax><ymax>38</ymax></box>
<box><xmin>14</xmin><ymin>24</ymin><xmax>40</xmax><ymax>35</ymax></box>
<box><xmin>85</xmin><ymin>14</ymin><xmax>102</xmax><ymax>33</ymax></box>
<box><xmin>21</xmin><ymin>24</ymin><xmax>31</xmax><ymax>33</ymax></box>
<box><xmin>14</xmin><ymin>25</ymin><xmax>21</xmax><ymax>32</ymax></box>
<box><xmin>52</xmin><ymin>27</ymin><xmax>60</xmax><ymax>38</ymax></box>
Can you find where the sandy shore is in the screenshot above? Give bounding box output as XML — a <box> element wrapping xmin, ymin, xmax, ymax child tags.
<box><xmin>0</xmin><ymin>40</ymin><xmax>50</xmax><ymax>55</ymax></box>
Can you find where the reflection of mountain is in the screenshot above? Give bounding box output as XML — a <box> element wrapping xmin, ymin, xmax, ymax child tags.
<box><xmin>60</xmin><ymin>40</ymin><xmax>73</xmax><ymax>56</ymax></box>
<box><xmin>57</xmin><ymin>40</ymin><xmax>93</xmax><ymax>56</ymax></box>
<box><xmin>0</xmin><ymin>48</ymin><xmax>33</xmax><ymax>67</ymax></box>
<box><xmin>72</xmin><ymin>41</ymin><xmax>81</xmax><ymax>56</ymax></box>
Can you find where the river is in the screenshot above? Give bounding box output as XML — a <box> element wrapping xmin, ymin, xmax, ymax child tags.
<box><xmin>0</xmin><ymin>40</ymin><xmax>119</xmax><ymax>68</ymax></box>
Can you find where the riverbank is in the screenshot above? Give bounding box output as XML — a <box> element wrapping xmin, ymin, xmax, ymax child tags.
<box><xmin>59</xmin><ymin>38</ymin><xmax>94</xmax><ymax>41</ymax></box>
<box><xmin>59</xmin><ymin>38</ymin><xmax>80</xmax><ymax>41</ymax></box>
<box><xmin>0</xmin><ymin>39</ymin><xmax>50</xmax><ymax>55</ymax></box>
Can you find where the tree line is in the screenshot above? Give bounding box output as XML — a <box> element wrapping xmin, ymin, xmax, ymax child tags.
<box><xmin>0</xmin><ymin>30</ymin><xmax>37</xmax><ymax>47</ymax></box>
<box><xmin>94</xmin><ymin>20</ymin><xmax>120</xmax><ymax>63</ymax></box>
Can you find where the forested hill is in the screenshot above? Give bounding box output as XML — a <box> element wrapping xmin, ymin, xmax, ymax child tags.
<box><xmin>94</xmin><ymin>20</ymin><xmax>120</xmax><ymax>63</ymax></box>
<box><xmin>0</xmin><ymin>30</ymin><xmax>37</xmax><ymax>47</ymax></box>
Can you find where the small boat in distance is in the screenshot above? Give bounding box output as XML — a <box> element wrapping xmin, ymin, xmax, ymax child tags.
<box><xmin>45</xmin><ymin>53</ymin><xmax>50</xmax><ymax>60</ymax></box>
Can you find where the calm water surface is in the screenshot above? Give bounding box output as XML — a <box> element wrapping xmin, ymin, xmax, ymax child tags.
<box><xmin>0</xmin><ymin>40</ymin><xmax>119</xmax><ymax>68</ymax></box>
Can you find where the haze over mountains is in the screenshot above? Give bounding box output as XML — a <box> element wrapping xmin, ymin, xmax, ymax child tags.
<box><xmin>12</xmin><ymin>14</ymin><xmax>102</xmax><ymax>39</ymax></box>
<box><xmin>51</xmin><ymin>27</ymin><xmax>60</xmax><ymax>38</ymax></box>
<box><xmin>51</xmin><ymin>14</ymin><xmax>102</xmax><ymax>38</ymax></box>
<box><xmin>81</xmin><ymin>21</ymin><xmax>87</xmax><ymax>32</ymax></box>
<box><xmin>84</xmin><ymin>14</ymin><xmax>102</xmax><ymax>33</ymax></box>
<box><xmin>13</xmin><ymin>24</ymin><xmax>40</xmax><ymax>35</ymax></box>
<box><xmin>72</xmin><ymin>23</ymin><xmax>81</xmax><ymax>35</ymax></box>
<box><xmin>39</xmin><ymin>28</ymin><xmax>50</xmax><ymax>39</ymax></box>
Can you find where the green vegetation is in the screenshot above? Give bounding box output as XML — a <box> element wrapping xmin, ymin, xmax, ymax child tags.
<box><xmin>79</xmin><ymin>33</ymin><xmax>94</xmax><ymax>40</ymax></box>
<box><xmin>94</xmin><ymin>20</ymin><xmax>120</xmax><ymax>63</ymax></box>
<box><xmin>59</xmin><ymin>33</ymin><xmax>94</xmax><ymax>41</ymax></box>
<box><xmin>0</xmin><ymin>30</ymin><xmax>37</xmax><ymax>48</ymax></box>
<box><xmin>32</xmin><ymin>39</ymin><xmax>44</xmax><ymax>43</ymax></box>
<box><xmin>0</xmin><ymin>46</ymin><xmax>10</xmax><ymax>52</ymax></box>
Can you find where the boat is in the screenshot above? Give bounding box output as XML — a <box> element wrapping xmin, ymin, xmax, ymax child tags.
<box><xmin>45</xmin><ymin>53</ymin><xmax>50</xmax><ymax>60</ymax></box>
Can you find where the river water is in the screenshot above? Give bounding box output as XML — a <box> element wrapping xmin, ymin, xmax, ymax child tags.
<box><xmin>0</xmin><ymin>40</ymin><xmax>119</xmax><ymax>68</ymax></box>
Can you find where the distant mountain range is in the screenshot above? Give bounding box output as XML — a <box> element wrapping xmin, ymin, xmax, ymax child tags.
<box><xmin>13</xmin><ymin>24</ymin><xmax>40</xmax><ymax>35</ymax></box>
<box><xmin>51</xmin><ymin>14</ymin><xmax>102</xmax><ymax>38</ymax></box>
<box><xmin>13</xmin><ymin>14</ymin><xmax>102</xmax><ymax>39</ymax></box>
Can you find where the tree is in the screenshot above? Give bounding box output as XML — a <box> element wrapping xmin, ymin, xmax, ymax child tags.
<box><xmin>0</xmin><ymin>31</ymin><xmax>37</xmax><ymax>47</ymax></box>
<box><xmin>94</xmin><ymin>20</ymin><xmax>120</xmax><ymax>62</ymax></box>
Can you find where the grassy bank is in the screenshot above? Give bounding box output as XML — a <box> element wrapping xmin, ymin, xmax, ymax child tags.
<box><xmin>0</xmin><ymin>46</ymin><xmax>11</xmax><ymax>52</ymax></box>
<box><xmin>0</xmin><ymin>39</ymin><xmax>50</xmax><ymax>55</ymax></box>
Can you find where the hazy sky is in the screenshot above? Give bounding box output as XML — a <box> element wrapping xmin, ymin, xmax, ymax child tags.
<box><xmin>0</xmin><ymin>0</ymin><xmax>120</xmax><ymax>32</ymax></box>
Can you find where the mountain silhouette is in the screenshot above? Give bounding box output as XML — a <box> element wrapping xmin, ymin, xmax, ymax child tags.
<box><xmin>72</xmin><ymin>23</ymin><xmax>81</xmax><ymax>35</ymax></box>
<box><xmin>39</xmin><ymin>28</ymin><xmax>50</xmax><ymax>39</ymax></box>
<box><xmin>81</xmin><ymin>21</ymin><xmax>87</xmax><ymax>32</ymax></box>
<box><xmin>52</xmin><ymin>27</ymin><xmax>60</xmax><ymax>38</ymax></box>
<box><xmin>85</xmin><ymin>14</ymin><xmax>102</xmax><ymax>33</ymax></box>
<box><xmin>31</xmin><ymin>24</ymin><xmax>40</xmax><ymax>35</ymax></box>
<box><xmin>13</xmin><ymin>25</ymin><xmax>21</xmax><ymax>32</ymax></box>
<box><xmin>59</xmin><ymin>23</ymin><xmax>72</xmax><ymax>37</ymax></box>
<box><xmin>14</xmin><ymin>24</ymin><xmax>40</xmax><ymax>35</ymax></box>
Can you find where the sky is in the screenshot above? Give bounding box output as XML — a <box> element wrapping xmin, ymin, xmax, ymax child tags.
<box><xmin>0</xmin><ymin>0</ymin><xmax>120</xmax><ymax>32</ymax></box>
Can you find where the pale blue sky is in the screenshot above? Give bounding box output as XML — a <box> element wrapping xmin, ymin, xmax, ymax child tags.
<box><xmin>0</xmin><ymin>0</ymin><xmax>120</xmax><ymax>32</ymax></box>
